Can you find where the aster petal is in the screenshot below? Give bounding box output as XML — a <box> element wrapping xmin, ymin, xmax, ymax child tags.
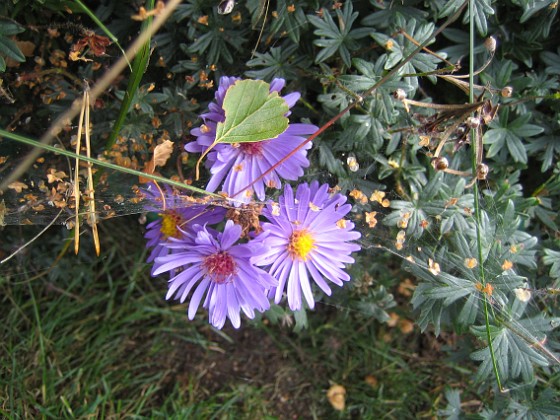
<box><xmin>287</xmin><ymin>260</ymin><xmax>302</xmax><ymax>311</ymax></box>
<box><xmin>269</xmin><ymin>78</ymin><xmax>286</xmax><ymax>93</ymax></box>
<box><xmin>285</xmin><ymin>123</ymin><xmax>318</xmax><ymax>135</ymax></box>
<box><xmin>316</xmin><ymin>246</ymin><xmax>355</xmax><ymax>264</ymax></box>
<box><xmin>267</xmin><ymin>247</ymin><xmax>291</xmax><ymax>274</ymax></box>
<box><xmin>314</xmin><ymin>230</ymin><xmax>361</xmax><ymax>244</ymax></box>
<box><xmin>282</xmin><ymin>92</ymin><xmax>300</xmax><ymax>108</ymax></box>
<box><xmin>239</xmin><ymin>299</ymin><xmax>256</xmax><ymax>319</ymax></box>
<box><xmin>255</xmin><ymin>267</ymin><xmax>278</xmax><ymax>289</ymax></box>
<box><xmin>307</xmin><ymin>211</ymin><xmax>349</xmax><ymax>232</ymax></box>
<box><xmin>188</xmin><ymin>278</ymin><xmax>210</xmax><ymax>320</ymax></box>
<box><xmin>314</xmin><ymin>247</ymin><xmax>350</xmax><ymax>269</ymax></box>
<box><xmin>273</xmin><ymin>256</ymin><xmax>292</xmax><ymax>304</ymax></box>
<box><xmin>226</xmin><ymin>284</ymin><xmax>241</xmax><ymax>328</ymax></box>
<box><xmin>178</xmin><ymin>269</ymin><xmax>206</xmax><ymax>303</ymax></box>
<box><xmin>237</xmin><ymin>265</ymin><xmax>271</xmax><ymax>310</ymax></box>
<box><xmin>306</xmin><ymin>261</ymin><xmax>333</xmax><ymax>296</ymax></box>
<box><xmin>282</xmin><ymin>184</ymin><xmax>297</xmax><ymax>222</ymax></box>
<box><xmin>147</xmin><ymin>243</ymin><xmax>168</xmax><ymax>267</ymax></box>
<box><xmin>315</xmin><ymin>245</ymin><xmax>358</xmax><ymax>263</ymax></box>
<box><xmin>166</xmin><ymin>265</ymin><xmax>201</xmax><ymax>299</ymax></box>
<box><xmin>206</xmin><ymin>161</ymin><xmax>232</xmax><ymax>192</ymax></box>
<box><xmin>295</xmin><ymin>183</ymin><xmax>311</xmax><ymax>222</ymax></box>
<box><xmin>310</xmin><ymin>254</ymin><xmax>349</xmax><ymax>284</ymax></box>
<box><xmin>234</xmin><ymin>270</ymin><xmax>260</xmax><ymax>310</ymax></box>
<box><xmin>310</xmin><ymin>181</ymin><xmax>330</xmax><ymax>204</ymax></box>
<box><xmin>250</xmin><ymin>157</ymin><xmax>266</xmax><ymax>200</ymax></box>
<box><xmin>298</xmin><ymin>260</ymin><xmax>315</xmax><ymax>310</ymax></box>
<box><xmin>220</xmin><ymin>220</ymin><xmax>241</xmax><ymax>250</ymax></box>
<box><xmin>250</xmin><ymin>247</ymin><xmax>276</xmax><ymax>266</ymax></box>
<box><xmin>209</xmin><ymin>284</ymin><xmax>227</xmax><ymax>329</ymax></box>
<box><xmin>154</xmin><ymin>252</ymin><xmax>201</xmax><ymax>276</ymax></box>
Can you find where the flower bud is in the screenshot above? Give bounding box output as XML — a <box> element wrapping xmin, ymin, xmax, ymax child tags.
<box><xmin>432</xmin><ymin>156</ymin><xmax>448</xmax><ymax>171</ymax></box>
<box><xmin>501</xmin><ymin>86</ymin><xmax>513</xmax><ymax>98</ymax></box>
<box><xmin>484</xmin><ymin>36</ymin><xmax>497</xmax><ymax>53</ymax></box>
<box><xmin>393</xmin><ymin>89</ymin><xmax>406</xmax><ymax>101</ymax></box>
<box><xmin>477</xmin><ymin>163</ymin><xmax>489</xmax><ymax>180</ymax></box>
<box><xmin>466</xmin><ymin>117</ymin><xmax>481</xmax><ymax>129</ymax></box>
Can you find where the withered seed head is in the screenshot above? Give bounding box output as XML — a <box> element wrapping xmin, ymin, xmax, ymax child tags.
<box><xmin>432</xmin><ymin>157</ymin><xmax>449</xmax><ymax>171</ymax></box>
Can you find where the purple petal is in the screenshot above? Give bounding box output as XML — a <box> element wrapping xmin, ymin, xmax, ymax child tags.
<box><xmin>188</xmin><ymin>278</ymin><xmax>210</xmax><ymax>320</ymax></box>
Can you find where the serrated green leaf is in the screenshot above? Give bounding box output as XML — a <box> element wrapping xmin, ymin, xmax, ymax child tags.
<box><xmin>215</xmin><ymin>79</ymin><xmax>289</xmax><ymax>144</ymax></box>
<box><xmin>543</xmin><ymin>249</ymin><xmax>560</xmax><ymax>279</ymax></box>
<box><xmin>438</xmin><ymin>388</ymin><xmax>462</xmax><ymax>420</ymax></box>
<box><xmin>293</xmin><ymin>307</ymin><xmax>308</xmax><ymax>332</ymax></box>
<box><xmin>506</xmin><ymin>133</ymin><xmax>528</xmax><ymax>163</ymax></box>
<box><xmin>518</xmin><ymin>0</ymin><xmax>555</xmax><ymax>22</ymax></box>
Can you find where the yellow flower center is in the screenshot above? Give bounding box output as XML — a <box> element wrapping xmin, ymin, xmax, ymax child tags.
<box><xmin>288</xmin><ymin>229</ymin><xmax>315</xmax><ymax>261</ymax></box>
<box><xmin>160</xmin><ymin>210</ymin><xmax>183</xmax><ymax>239</ymax></box>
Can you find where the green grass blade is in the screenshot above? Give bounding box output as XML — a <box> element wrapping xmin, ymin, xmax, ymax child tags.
<box><xmin>105</xmin><ymin>0</ymin><xmax>156</xmax><ymax>149</ymax></box>
<box><xmin>73</xmin><ymin>0</ymin><xmax>132</xmax><ymax>71</ymax></box>
<box><xmin>0</xmin><ymin>128</ymin><xmax>222</xmax><ymax>199</ymax></box>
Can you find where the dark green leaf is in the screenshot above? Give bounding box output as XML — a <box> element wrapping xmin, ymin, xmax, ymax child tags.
<box><xmin>0</xmin><ymin>36</ymin><xmax>25</xmax><ymax>63</ymax></box>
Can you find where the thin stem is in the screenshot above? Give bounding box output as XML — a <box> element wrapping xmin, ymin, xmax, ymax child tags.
<box><xmin>28</xmin><ymin>282</ymin><xmax>49</xmax><ymax>405</ymax></box>
<box><xmin>104</xmin><ymin>0</ymin><xmax>156</xmax><ymax>150</ymax></box>
<box><xmin>0</xmin><ymin>128</ymin><xmax>222</xmax><ymax>199</ymax></box>
<box><xmin>468</xmin><ymin>0</ymin><xmax>503</xmax><ymax>391</ymax></box>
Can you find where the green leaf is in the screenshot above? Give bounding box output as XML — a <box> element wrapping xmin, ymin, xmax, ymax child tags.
<box><xmin>215</xmin><ymin>79</ymin><xmax>289</xmax><ymax>144</ymax></box>
<box><xmin>245</xmin><ymin>45</ymin><xmax>304</xmax><ymax>81</ymax></box>
<box><xmin>0</xmin><ymin>18</ymin><xmax>25</xmax><ymax>36</ymax></box>
<box><xmin>543</xmin><ymin>249</ymin><xmax>560</xmax><ymax>279</ymax></box>
<box><xmin>0</xmin><ymin>36</ymin><xmax>25</xmax><ymax>63</ymax></box>
<box><xmin>471</xmin><ymin>315</ymin><xmax>552</xmax><ymax>382</ymax></box>
<box><xmin>541</xmin><ymin>47</ymin><xmax>560</xmax><ymax>74</ymax></box>
<box><xmin>308</xmin><ymin>0</ymin><xmax>370</xmax><ymax>67</ymax></box>
<box><xmin>438</xmin><ymin>388</ymin><xmax>462</xmax><ymax>420</ymax></box>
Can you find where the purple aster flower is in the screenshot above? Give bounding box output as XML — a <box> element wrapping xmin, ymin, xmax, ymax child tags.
<box><xmin>143</xmin><ymin>183</ymin><xmax>226</xmax><ymax>275</ymax></box>
<box><xmin>252</xmin><ymin>181</ymin><xmax>361</xmax><ymax>311</ymax></box>
<box><xmin>153</xmin><ymin>220</ymin><xmax>277</xmax><ymax>329</ymax></box>
<box><xmin>186</xmin><ymin>76</ymin><xmax>317</xmax><ymax>204</ymax></box>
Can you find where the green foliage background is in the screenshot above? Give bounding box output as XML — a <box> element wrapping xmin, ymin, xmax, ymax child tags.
<box><xmin>0</xmin><ymin>0</ymin><xmax>559</xmax><ymax>417</ymax></box>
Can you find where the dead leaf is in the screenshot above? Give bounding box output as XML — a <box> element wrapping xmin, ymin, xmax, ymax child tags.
<box><xmin>8</xmin><ymin>181</ymin><xmax>28</xmax><ymax>193</ymax></box>
<box><xmin>140</xmin><ymin>140</ymin><xmax>174</xmax><ymax>183</ymax></box>
<box><xmin>364</xmin><ymin>375</ymin><xmax>378</xmax><ymax>389</ymax></box>
<box><xmin>0</xmin><ymin>200</ymin><xmax>5</xmax><ymax>226</ymax></box>
<box><xmin>47</xmin><ymin>169</ymin><xmax>68</xmax><ymax>183</ymax></box>
<box><xmin>365</xmin><ymin>211</ymin><xmax>378</xmax><ymax>228</ymax></box>
<box><xmin>397</xmin><ymin>278</ymin><xmax>415</xmax><ymax>297</ymax></box>
<box><xmin>327</xmin><ymin>384</ymin><xmax>346</xmax><ymax>411</ymax></box>
<box><xmin>387</xmin><ymin>312</ymin><xmax>399</xmax><ymax>327</ymax></box>
<box><xmin>69</xmin><ymin>50</ymin><xmax>92</xmax><ymax>62</ymax></box>
<box><xmin>6</xmin><ymin>40</ymin><xmax>35</xmax><ymax>67</ymax></box>
<box><xmin>398</xmin><ymin>318</ymin><xmax>414</xmax><ymax>334</ymax></box>
<box><xmin>153</xmin><ymin>140</ymin><xmax>174</xmax><ymax>168</ymax></box>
